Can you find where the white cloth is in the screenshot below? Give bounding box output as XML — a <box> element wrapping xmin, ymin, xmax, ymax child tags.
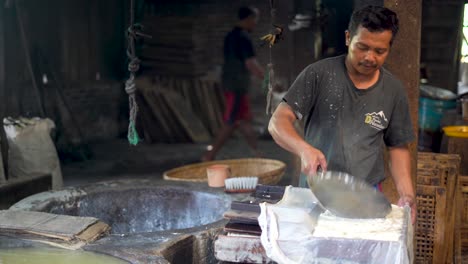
<box><xmin>258</xmin><ymin>186</ymin><xmax>413</xmax><ymax>264</ymax></box>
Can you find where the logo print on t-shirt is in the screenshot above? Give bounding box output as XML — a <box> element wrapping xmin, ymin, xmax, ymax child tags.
<box><xmin>364</xmin><ymin>111</ymin><xmax>388</xmax><ymax>130</ymax></box>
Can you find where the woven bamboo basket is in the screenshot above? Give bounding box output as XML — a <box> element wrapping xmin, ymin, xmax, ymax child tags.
<box><xmin>163</xmin><ymin>158</ymin><xmax>286</xmax><ymax>185</ymax></box>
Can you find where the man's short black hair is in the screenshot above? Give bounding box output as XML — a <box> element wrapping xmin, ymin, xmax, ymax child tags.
<box><xmin>238</xmin><ymin>6</ymin><xmax>257</xmax><ymax>20</ymax></box>
<box><xmin>348</xmin><ymin>5</ymin><xmax>399</xmax><ymax>45</ymax></box>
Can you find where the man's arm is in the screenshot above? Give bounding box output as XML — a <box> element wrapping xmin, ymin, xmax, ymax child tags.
<box><xmin>388</xmin><ymin>145</ymin><xmax>416</xmax><ymax>224</ymax></box>
<box><xmin>245</xmin><ymin>58</ymin><xmax>264</xmax><ymax>79</ymax></box>
<box><xmin>268</xmin><ymin>102</ymin><xmax>327</xmax><ymax>176</ymax></box>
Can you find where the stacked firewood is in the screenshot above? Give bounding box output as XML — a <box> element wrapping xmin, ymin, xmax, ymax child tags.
<box><xmin>140</xmin><ymin>16</ymin><xmax>212</xmax><ymax>77</ymax></box>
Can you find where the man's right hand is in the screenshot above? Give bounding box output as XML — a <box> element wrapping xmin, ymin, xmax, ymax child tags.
<box><xmin>269</xmin><ymin>103</ymin><xmax>328</xmax><ymax>176</ymax></box>
<box><xmin>299</xmin><ymin>146</ymin><xmax>327</xmax><ymax>176</ymax></box>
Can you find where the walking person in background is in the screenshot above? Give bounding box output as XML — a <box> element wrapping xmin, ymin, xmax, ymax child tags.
<box><xmin>202</xmin><ymin>6</ymin><xmax>264</xmax><ymax>161</ymax></box>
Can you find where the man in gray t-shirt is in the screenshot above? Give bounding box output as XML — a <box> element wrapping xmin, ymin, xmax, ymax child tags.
<box><xmin>268</xmin><ymin>6</ymin><xmax>416</xmax><ymax>223</ymax></box>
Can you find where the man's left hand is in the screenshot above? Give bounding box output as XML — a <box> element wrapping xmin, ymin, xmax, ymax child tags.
<box><xmin>397</xmin><ymin>195</ymin><xmax>416</xmax><ymax>225</ymax></box>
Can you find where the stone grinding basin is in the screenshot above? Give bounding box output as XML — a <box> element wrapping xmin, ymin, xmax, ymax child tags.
<box><xmin>8</xmin><ymin>180</ymin><xmax>233</xmax><ymax>263</ymax></box>
<box><xmin>10</xmin><ymin>180</ymin><xmax>231</xmax><ymax>235</ymax></box>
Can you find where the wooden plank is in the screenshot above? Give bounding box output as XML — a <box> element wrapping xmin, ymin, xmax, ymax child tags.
<box><xmin>143</xmin><ymin>37</ymin><xmax>201</xmax><ymax>49</ymax></box>
<box><xmin>214</xmin><ymin>82</ymin><xmax>225</xmax><ymax>129</ymax></box>
<box><xmin>0</xmin><ymin>5</ymin><xmax>6</xmax><ymax>183</ymax></box>
<box><xmin>141</xmin><ymin>16</ymin><xmax>194</xmax><ymax>27</ymax></box>
<box><xmin>88</xmin><ymin>0</ymin><xmax>100</xmax><ymax>79</ymax></box>
<box><xmin>415</xmin><ymin>185</ymin><xmax>439</xmax><ymax>263</ymax></box>
<box><xmin>0</xmin><ymin>4</ymin><xmax>4</xmax><ymax>105</ymax></box>
<box><xmin>447</xmin><ymin>137</ymin><xmax>468</xmax><ymax>175</ymax></box>
<box><xmin>135</xmin><ymin>77</ymin><xmax>159</xmax><ymax>142</ymax></box>
<box><xmin>433</xmin><ymin>187</ymin><xmax>447</xmax><ymax>264</ymax></box>
<box><xmin>189</xmin><ymin>79</ymin><xmax>204</xmax><ymax>120</ymax></box>
<box><xmin>59</xmin><ymin>2</ymin><xmax>70</xmax><ymax>83</ymax></box>
<box><xmin>204</xmin><ymin>81</ymin><xmax>218</xmax><ymax>131</ymax></box>
<box><xmin>147</xmin><ymin>92</ymin><xmax>176</xmax><ymax>142</ymax></box>
<box><xmin>201</xmin><ymin>80</ymin><xmax>219</xmax><ymax>134</ymax></box>
<box><xmin>208</xmin><ymin>81</ymin><xmax>224</xmax><ymax>131</ymax></box>
<box><xmin>135</xmin><ymin>91</ymin><xmax>162</xmax><ymax>143</ymax></box>
<box><xmin>69</xmin><ymin>1</ymin><xmax>79</xmax><ymax>81</ymax></box>
<box><xmin>194</xmin><ymin>79</ymin><xmax>214</xmax><ymax>135</ymax></box>
<box><xmin>192</xmin><ymin>79</ymin><xmax>208</xmax><ymax>132</ymax></box>
<box><xmin>140</xmin><ymin>46</ymin><xmax>205</xmax><ymax>60</ymax></box>
<box><xmin>454</xmin><ymin>175</ymin><xmax>465</xmax><ymax>264</ymax></box>
<box><xmin>139</xmin><ymin>88</ymin><xmax>173</xmax><ymax>141</ymax></box>
<box><xmin>141</xmin><ymin>61</ymin><xmax>208</xmax><ymax>76</ymax></box>
<box><xmin>162</xmin><ymin>90</ymin><xmax>211</xmax><ymax>143</ymax></box>
<box><xmin>181</xmin><ymin>79</ymin><xmax>192</xmax><ymax>109</ymax></box>
<box><xmin>78</xmin><ymin>1</ymin><xmax>89</xmax><ymax>80</ymax></box>
<box><xmin>152</xmin><ymin>88</ymin><xmax>189</xmax><ymax>142</ymax></box>
<box><xmin>443</xmin><ymin>164</ymin><xmax>458</xmax><ymax>263</ymax></box>
<box><xmin>0</xmin><ymin>141</ymin><xmax>4</xmax><ymax>183</ymax></box>
<box><xmin>15</xmin><ymin>0</ymin><xmax>45</xmax><ymax>116</ymax></box>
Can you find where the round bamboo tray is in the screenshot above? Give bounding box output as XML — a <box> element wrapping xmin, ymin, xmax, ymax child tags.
<box><xmin>163</xmin><ymin>158</ymin><xmax>286</xmax><ymax>185</ymax></box>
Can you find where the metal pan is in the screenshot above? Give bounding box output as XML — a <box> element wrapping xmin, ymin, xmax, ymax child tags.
<box><xmin>307</xmin><ymin>171</ymin><xmax>392</xmax><ymax>218</ymax></box>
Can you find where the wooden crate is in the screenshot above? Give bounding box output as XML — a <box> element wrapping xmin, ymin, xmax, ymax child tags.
<box><xmin>446</xmin><ymin>136</ymin><xmax>468</xmax><ymax>175</ymax></box>
<box><xmin>415</xmin><ymin>185</ymin><xmax>447</xmax><ymax>264</ymax></box>
<box><xmin>418</xmin><ymin>152</ymin><xmax>460</xmax><ymax>189</ymax></box>
<box><xmin>459</xmin><ymin>175</ymin><xmax>468</xmax><ymax>261</ymax></box>
<box><xmin>416</xmin><ymin>152</ymin><xmax>461</xmax><ymax>264</ymax></box>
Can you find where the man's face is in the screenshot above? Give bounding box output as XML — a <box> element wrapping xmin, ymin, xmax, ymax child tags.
<box><xmin>345</xmin><ymin>26</ymin><xmax>392</xmax><ymax>76</ymax></box>
<box><xmin>245</xmin><ymin>14</ymin><xmax>258</xmax><ymax>32</ymax></box>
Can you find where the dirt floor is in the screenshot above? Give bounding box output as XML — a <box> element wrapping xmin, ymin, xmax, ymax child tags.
<box><xmin>62</xmin><ymin>94</ymin><xmax>298</xmax><ymax>188</ymax></box>
<box><xmin>61</xmin><ymin>137</ymin><xmax>299</xmax><ymax>187</ymax></box>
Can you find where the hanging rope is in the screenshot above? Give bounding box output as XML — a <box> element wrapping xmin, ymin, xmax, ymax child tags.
<box><xmin>265</xmin><ymin>63</ymin><xmax>275</xmax><ymax>114</ymax></box>
<box><xmin>265</xmin><ymin>0</ymin><xmax>276</xmax><ymax>115</ymax></box>
<box><xmin>125</xmin><ymin>0</ymin><xmax>142</xmax><ymax>145</ymax></box>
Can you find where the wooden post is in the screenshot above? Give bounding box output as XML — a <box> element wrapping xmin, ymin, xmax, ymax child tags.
<box><xmin>381</xmin><ymin>1</ymin><xmax>422</xmax><ymax>204</ymax></box>
<box><xmin>0</xmin><ymin>4</ymin><xmax>7</xmax><ymax>182</ymax></box>
<box><xmin>15</xmin><ymin>1</ymin><xmax>45</xmax><ymax>117</ymax></box>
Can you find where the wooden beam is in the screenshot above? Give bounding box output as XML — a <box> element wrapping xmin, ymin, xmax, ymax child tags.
<box><xmin>0</xmin><ymin>4</ymin><xmax>7</xmax><ymax>182</ymax></box>
<box><xmin>382</xmin><ymin>0</ymin><xmax>421</xmax><ymax>203</ymax></box>
<box><xmin>0</xmin><ymin>4</ymin><xmax>4</xmax><ymax>96</ymax></box>
<box><xmin>15</xmin><ymin>1</ymin><xmax>45</xmax><ymax>117</ymax></box>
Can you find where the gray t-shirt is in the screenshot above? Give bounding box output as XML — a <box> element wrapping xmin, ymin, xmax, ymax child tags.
<box><xmin>283</xmin><ymin>55</ymin><xmax>415</xmax><ymax>185</ymax></box>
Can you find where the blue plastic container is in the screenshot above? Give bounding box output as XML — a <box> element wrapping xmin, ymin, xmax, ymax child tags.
<box><xmin>418</xmin><ymin>97</ymin><xmax>456</xmax><ymax>132</ymax></box>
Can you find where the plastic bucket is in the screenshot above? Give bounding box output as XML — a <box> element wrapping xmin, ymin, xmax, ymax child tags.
<box><xmin>418</xmin><ymin>97</ymin><xmax>456</xmax><ymax>152</ymax></box>
<box><xmin>418</xmin><ymin>97</ymin><xmax>456</xmax><ymax>132</ymax></box>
